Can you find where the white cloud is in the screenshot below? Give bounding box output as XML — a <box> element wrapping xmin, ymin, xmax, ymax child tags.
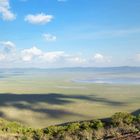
<box><xmin>133</xmin><ymin>53</ymin><xmax>140</xmax><ymax>62</ymax></box>
<box><xmin>0</xmin><ymin>43</ymin><xmax>113</xmax><ymax>67</ymax></box>
<box><xmin>43</xmin><ymin>33</ymin><xmax>56</xmax><ymax>42</ymax></box>
<box><xmin>39</xmin><ymin>51</ymin><xmax>64</xmax><ymax>62</ymax></box>
<box><xmin>0</xmin><ymin>0</ymin><xmax>16</xmax><ymax>21</ymax></box>
<box><xmin>40</xmin><ymin>52</ymin><xmax>85</xmax><ymax>64</ymax></box>
<box><xmin>25</xmin><ymin>13</ymin><xmax>53</xmax><ymax>25</ymax></box>
<box><xmin>92</xmin><ymin>53</ymin><xmax>111</xmax><ymax>63</ymax></box>
<box><xmin>93</xmin><ymin>53</ymin><xmax>104</xmax><ymax>62</ymax></box>
<box><xmin>21</xmin><ymin>46</ymin><xmax>42</xmax><ymax>61</ymax></box>
<box><xmin>0</xmin><ymin>52</ymin><xmax>6</xmax><ymax>61</ymax></box>
<box><xmin>20</xmin><ymin>46</ymin><xmax>86</xmax><ymax>66</ymax></box>
<box><xmin>64</xmin><ymin>55</ymin><xmax>86</xmax><ymax>64</ymax></box>
<box><xmin>0</xmin><ymin>41</ymin><xmax>15</xmax><ymax>48</ymax></box>
<box><xmin>0</xmin><ymin>41</ymin><xmax>15</xmax><ymax>53</ymax></box>
<box><xmin>21</xmin><ymin>47</ymin><xmax>64</xmax><ymax>62</ymax></box>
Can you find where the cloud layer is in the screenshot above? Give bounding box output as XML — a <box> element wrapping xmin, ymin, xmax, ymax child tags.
<box><xmin>92</xmin><ymin>53</ymin><xmax>111</xmax><ymax>63</ymax></box>
<box><xmin>0</xmin><ymin>41</ymin><xmax>15</xmax><ymax>53</ymax></box>
<box><xmin>43</xmin><ymin>33</ymin><xmax>56</xmax><ymax>42</ymax></box>
<box><xmin>20</xmin><ymin>46</ymin><xmax>86</xmax><ymax>65</ymax></box>
<box><xmin>0</xmin><ymin>0</ymin><xmax>16</xmax><ymax>21</ymax></box>
<box><xmin>0</xmin><ymin>41</ymin><xmax>112</xmax><ymax>67</ymax></box>
<box><xmin>1</xmin><ymin>41</ymin><xmax>139</xmax><ymax>68</ymax></box>
<box><xmin>24</xmin><ymin>13</ymin><xmax>53</xmax><ymax>25</ymax></box>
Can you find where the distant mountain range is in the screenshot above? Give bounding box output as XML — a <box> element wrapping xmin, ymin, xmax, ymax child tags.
<box><xmin>0</xmin><ymin>66</ymin><xmax>140</xmax><ymax>72</ymax></box>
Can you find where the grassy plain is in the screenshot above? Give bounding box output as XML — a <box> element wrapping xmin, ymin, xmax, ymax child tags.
<box><xmin>0</xmin><ymin>69</ymin><xmax>139</xmax><ymax>128</ymax></box>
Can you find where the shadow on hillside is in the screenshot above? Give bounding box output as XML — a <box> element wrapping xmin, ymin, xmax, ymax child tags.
<box><xmin>131</xmin><ymin>109</ymin><xmax>140</xmax><ymax>116</ymax></box>
<box><xmin>0</xmin><ymin>93</ymin><xmax>126</xmax><ymax>120</ymax></box>
<box><xmin>0</xmin><ymin>93</ymin><xmax>125</xmax><ymax>106</ymax></box>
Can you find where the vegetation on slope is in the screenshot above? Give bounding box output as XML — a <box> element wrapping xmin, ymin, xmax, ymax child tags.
<box><xmin>0</xmin><ymin>112</ymin><xmax>139</xmax><ymax>140</ymax></box>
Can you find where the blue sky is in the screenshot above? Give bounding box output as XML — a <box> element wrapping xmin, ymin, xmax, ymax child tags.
<box><xmin>0</xmin><ymin>0</ymin><xmax>140</xmax><ymax>68</ymax></box>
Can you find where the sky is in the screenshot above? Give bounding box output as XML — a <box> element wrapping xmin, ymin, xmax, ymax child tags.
<box><xmin>0</xmin><ymin>0</ymin><xmax>140</xmax><ymax>68</ymax></box>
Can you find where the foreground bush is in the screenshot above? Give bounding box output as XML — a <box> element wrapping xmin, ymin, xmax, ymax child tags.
<box><xmin>111</xmin><ymin>112</ymin><xmax>134</xmax><ymax>126</ymax></box>
<box><xmin>0</xmin><ymin>112</ymin><xmax>139</xmax><ymax>140</ymax></box>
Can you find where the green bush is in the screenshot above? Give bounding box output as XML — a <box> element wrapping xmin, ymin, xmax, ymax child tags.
<box><xmin>80</xmin><ymin>122</ymin><xmax>91</xmax><ymax>130</ymax></box>
<box><xmin>136</xmin><ymin>114</ymin><xmax>140</xmax><ymax>123</ymax></box>
<box><xmin>43</xmin><ymin>126</ymin><xmax>59</xmax><ymax>136</ymax></box>
<box><xmin>90</xmin><ymin>120</ymin><xmax>103</xmax><ymax>129</ymax></box>
<box><xmin>65</xmin><ymin>122</ymin><xmax>80</xmax><ymax>132</ymax></box>
<box><xmin>32</xmin><ymin>129</ymin><xmax>44</xmax><ymax>140</ymax></box>
<box><xmin>134</xmin><ymin>114</ymin><xmax>140</xmax><ymax>130</ymax></box>
<box><xmin>21</xmin><ymin>135</ymin><xmax>28</xmax><ymax>140</ymax></box>
<box><xmin>0</xmin><ymin>112</ymin><xmax>139</xmax><ymax>140</ymax></box>
<box><xmin>111</xmin><ymin>112</ymin><xmax>134</xmax><ymax>126</ymax></box>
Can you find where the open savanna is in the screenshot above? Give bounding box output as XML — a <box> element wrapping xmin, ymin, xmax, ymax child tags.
<box><xmin>0</xmin><ymin>68</ymin><xmax>139</xmax><ymax>128</ymax></box>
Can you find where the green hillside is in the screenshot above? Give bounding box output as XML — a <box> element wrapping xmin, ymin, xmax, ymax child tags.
<box><xmin>0</xmin><ymin>112</ymin><xmax>139</xmax><ymax>140</ymax></box>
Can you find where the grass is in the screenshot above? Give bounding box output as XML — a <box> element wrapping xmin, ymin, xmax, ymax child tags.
<box><xmin>0</xmin><ymin>71</ymin><xmax>139</xmax><ymax>128</ymax></box>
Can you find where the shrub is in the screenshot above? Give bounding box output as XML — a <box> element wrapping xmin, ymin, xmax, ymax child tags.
<box><xmin>111</xmin><ymin>112</ymin><xmax>134</xmax><ymax>126</ymax></box>
<box><xmin>80</xmin><ymin>122</ymin><xmax>91</xmax><ymax>130</ymax></box>
<box><xmin>134</xmin><ymin>114</ymin><xmax>140</xmax><ymax>130</ymax></box>
<box><xmin>65</xmin><ymin>123</ymin><xmax>80</xmax><ymax>133</ymax></box>
<box><xmin>136</xmin><ymin>114</ymin><xmax>140</xmax><ymax>123</ymax></box>
<box><xmin>21</xmin><ymin>135</ymin><xmax>28</xmax><ymax>140</ymax></box>
<box><xmin>90</xmin><ymin>120</ymin><xmax>103</xmax><ymax>129</ymax></box>
<box><xmin>93</xmin><ymin>128</ymin><xmax>105</xmax><ymax>139</ymax></box>
<box><xmin>43</xmin><ymin>126</ymin><xmax>59</xmax><ymax>136</ymax></box>
<box><xmin>0</xmin><ymin>112</ymin><xmax>139</xmax><ymax>140</ymax></box>
<box><xmin>106</xmin><ymin>127</ymin><xmax>121</xmax><ymax>138</ymax></box>
<box><xmin>77</xmin><ymin>129</ymin><xmax>93</xmax><ymax>140</ymax></box>
<box><xmin>32</xmin><ymin>129</ymin><xmax>44</xmax><ymax>140</ymax></box>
